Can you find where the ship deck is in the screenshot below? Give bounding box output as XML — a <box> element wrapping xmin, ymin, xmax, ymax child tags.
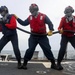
<box><xmin>0</xmin><ymin>60</ymin><xmax>75</xmax><ymax>75</ymax></box>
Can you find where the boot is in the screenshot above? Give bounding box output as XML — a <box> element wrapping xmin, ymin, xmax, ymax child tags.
<box><xmin>22</xmin><ymin>62</ymin><xmax>27</xmax><ymax>70</ymax></box>
<box><xmin>57</xmin><ymin>63</ymin><xmax>63</xmax><ymax>70</ymax></box>
<box><xmin>51</xmin><ymin>63</ymin><xmax>57</xmax><ymax>70</ymax></box>
<box><xmin>50</xmin><ymin>59</ymin><xmax>57</xmax><ymax>70</ymax></box>
<box><xmin>17</xmin><ymin>62</ymin><xmax>22</xmax><ymax>69</ymax></box>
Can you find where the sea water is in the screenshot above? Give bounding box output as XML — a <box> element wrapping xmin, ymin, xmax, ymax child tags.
<box><xmin>0</xmin><ymin>50</ymin><xmax>75</xmax><ymax>59</ymax></box>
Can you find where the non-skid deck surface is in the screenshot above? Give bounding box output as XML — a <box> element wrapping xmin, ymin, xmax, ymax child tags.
<box><xmin>0</xmin><ymin>61</ymin><xmax>75</xmax><ymax>75</ymax></box>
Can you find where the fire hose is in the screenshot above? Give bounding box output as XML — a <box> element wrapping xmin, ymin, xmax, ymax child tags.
<box><xmin>17</xmin><ymin>27</ymin><xmax>75</xmax><ymax>36</ymax></box>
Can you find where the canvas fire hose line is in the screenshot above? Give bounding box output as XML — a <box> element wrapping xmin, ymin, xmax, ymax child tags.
<box><xmin>17</xmin><ymin>27</ymin><xmax>75</xmax><ymax>36</ymax></box>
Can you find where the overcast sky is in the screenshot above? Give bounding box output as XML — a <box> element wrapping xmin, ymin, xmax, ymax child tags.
<box><xmin>0</xmin><ymin>0</ymin><xmax>75</xmax><ymax>52</ymax></box>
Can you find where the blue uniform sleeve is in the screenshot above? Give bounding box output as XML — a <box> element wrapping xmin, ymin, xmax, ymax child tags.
<box><xmin>17</xmin><ymin>18</ymin><xmax>29</xmax><ymax>26</ymax></box>
<box><xmin>45</xmin><ymin>15</ymin><xmax>54</xmax><ymax>31</ymax></box>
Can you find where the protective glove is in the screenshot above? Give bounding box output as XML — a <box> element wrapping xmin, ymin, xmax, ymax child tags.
<box><xmin>47</xmin><ymin>30</ymin><xmax>53</xmax><ymax>36</ymax></box>
<box><xmin>13</xmin><ymin>14</ymin><xmax>18</xmax><ymax>19</ymax></box>
<box><xmin>59</xmin><ymin>29</ymin><xmax>63</xmax><ymax>34</ymax></box>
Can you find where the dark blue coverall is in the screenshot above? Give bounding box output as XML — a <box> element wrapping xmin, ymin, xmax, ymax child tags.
<box><xmin>0</xmin><ymin>14</ymin><xmax>21</xmax><ymax>63</ymax></box>
<box><xmin>17</xmin><ymin>15</ymin><xmax>55</xmax><ymax>64</ymax></box>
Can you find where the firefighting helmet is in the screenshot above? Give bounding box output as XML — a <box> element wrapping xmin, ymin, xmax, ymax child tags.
<box><xmin>29</xmin><ymin>4</ymin><xmax>39</xmax><ymax>13</ymax></box>
<box><xmin>64</xmin><ymin>6</ymin><xmax>74</xmax><ymax>14</ymax></box>
<box><xmin>0</xmin><ymin>6</ymin><xmax>8</xmax><ymax>13</ymax></box>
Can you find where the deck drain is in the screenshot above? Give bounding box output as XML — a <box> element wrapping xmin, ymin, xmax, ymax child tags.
<box><xmin>36</xmin><ymin>71</ymin><xmax>47</xmax><ymax>74</ymax></box>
